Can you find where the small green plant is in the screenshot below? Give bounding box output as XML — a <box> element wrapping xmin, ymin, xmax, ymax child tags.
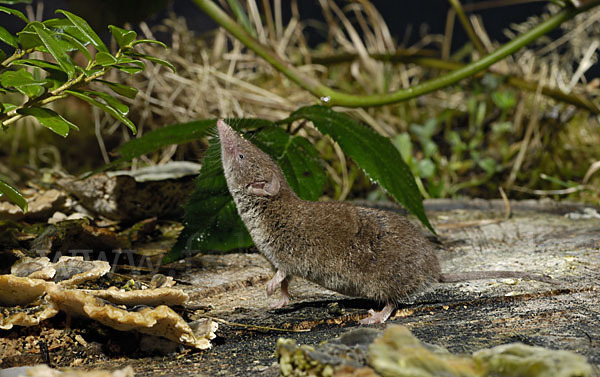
<box><xmin>0</xmin><ymin>0</ymin><xmax>173</xmax><ymax>213</ymax></box>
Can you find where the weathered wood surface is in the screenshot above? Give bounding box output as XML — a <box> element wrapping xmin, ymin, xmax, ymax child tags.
<box><xmin>4</xmin><ymin>199</ymin><xmax>600</xmax><ymax>376</ymax></box>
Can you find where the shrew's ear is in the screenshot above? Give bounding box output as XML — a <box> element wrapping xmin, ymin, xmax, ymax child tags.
<box><xmin>249</xmin><ymin>173</ymin><xmax>280</xmax><ymax>197</ymax></box>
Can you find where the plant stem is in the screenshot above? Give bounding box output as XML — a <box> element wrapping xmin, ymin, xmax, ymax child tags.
<box><xmin>193</xmin><ymin>0</ymin><xmax>600</xmax><ymax>107</ymax></box>
<box><xmin>314</xmin><ymin>52</ymin><xmax>599</xmax><ymax>114</ymax></box>
<box><xmin>448</xmin><ymin>0</ymin><xmax>487</xmax><ymax>56</ymax></box>
<box><xmin>0</xmin><ymin>69</ymin><xmax>106</xmax><ymax>126</ymax></box>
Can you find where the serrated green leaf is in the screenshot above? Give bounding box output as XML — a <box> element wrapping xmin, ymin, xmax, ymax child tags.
<box><xmin>30</xmin><ymin>22</ymin><xmax>75</xmax><ymax>79</ymax></box>
<box><xmin>0</xmin><ymin>5</ymin><xmax>28</xmax><ymax>22</ymax></box>
<box><xmin>95</xmin><ymin>51</ymin><xmax>117</xmax><ymax>66</ymax></box>
<box><xmin>0</xmin><ymin>25</ymin><xmax>18</xmax><ymax>48</ymax></box>
<box><xmin>56</xmin><ymin>9</ymin><xmax>108</xmax><ymax>53</ymax></box>
<box><xmin>131</xmin><ymin>39</ymin><xmax>167</xmax><ymax>48</ymax></box>
<box><xmin>81</xmin><ymin>90</ymin><xmax>128</xmax><ymax>115</ymax></box>
<box><xmin>125</xmin><ymin>51</ymin><xmax>175</xmax><ymax>72</ymax></box>
<box><xmin>66</xmin><ymin>90</ymin><xmax>136</xmax><ymax>134</ymax></box>
<box><xmin>108</xmin><ymin>25</ymin><xmax>136</xmax><ymax>48</ymax></box>
<box><xmin>95</xmin><ymin>79</ymin><xmax>138</xmax><ymax>99</ymax></box>
<box><xmin>0</xmin><ymin>68</ymin><xmax>46</xmax><ymax>97</ymax></box>
<box><xmin>0</xmin><ymin>180</ymin><xmax>27</xmax><ymax>213</ymax></box>
<box><xmin>17</xmin><ymin>107</ymin><xmax>77</xmax><ymax>137</ymax></box>
<box><xmin>283</xmin><ymin>105</ymin><xmax>436</xmax><ymax>234</ymax></box>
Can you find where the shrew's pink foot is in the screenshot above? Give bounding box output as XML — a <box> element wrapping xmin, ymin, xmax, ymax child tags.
<box><xmin>266</xmin><ymin>270</ymin><xmax>287</xmax><ymax>296</ymax></box>
<box><xmin>270</xmin><ymin>278</ymin><xmax>290</xmax><ymax>308</ymax></box>
<box><xmin>359</xmin><ymin>302</ymin><xmax>395</xmax><ymax>325</ymax></box>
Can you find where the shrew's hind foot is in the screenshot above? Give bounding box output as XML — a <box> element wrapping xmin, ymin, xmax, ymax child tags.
<box><xmin>359</xmin><ymin>302</ymin><xmax>395</xmax><ymax>325</ymax></box>
<box><xmin>269</xmin><ymin>277</ymin><xmax>290</xmax><ymax>309</ymax></box>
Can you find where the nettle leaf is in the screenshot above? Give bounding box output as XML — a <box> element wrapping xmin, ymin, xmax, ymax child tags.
<box><xmin>95</xmin><ymin>51</ymin><xmax>117</xmax><ymax>66</ymax></box>
<box><xmin>165</xmin><ymin>119</ymin><xmax>326</xmax><ymax>261</ymax></box>
<box><xmin>284</xmin><ymin>105</ymin><xmax>435</xmax><ymax>234</ymax></box>
<box><xmin>17</xmin><ymin>107</ymin><xmax>78</xmax><ymax>137</ymax></box>
<box><xmin>30</xmin><ymin>22</ymin><xmax>76</xmax><ymax>78</ymax></box>
<box><xmin>95</xmin><ymin>79</ymin><xmax>138</xmax><ymax>99</ymax></box>
<box><xmin>56</xmin><ymin>9</ymin><xmax>108</xmax><ymax>53</ymax></box>
<box><xmin>0</xmin><ymin>25</ymin><xmax>18</xmax><ymax>48</ymax></box>
<box><xmin>108</xmin><ymin>25</ymin><xmax>136</xmax><ymax>48</ymax></box>
<box><xmin>0</xmin><ymin>180</ymin><xmax>27</xmax><ymax>213</ymax></box>
<box><xmin>0</xmin><ymin>5</ymin><xmax>28</xmax><ymax>22</ymax></box>
<box><xmin>66</xmin><ymin>90</ymin><xmax>136</xmax><ymax>134</ymax></box>
<box><xmin>0</xmin><ymin>68</ymin><xmax>46</xmax><ymax>97</ymax></box>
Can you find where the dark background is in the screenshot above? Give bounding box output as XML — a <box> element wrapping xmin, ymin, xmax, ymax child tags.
<box><xmin>1</xmin><ymin>0</ymin><xmax>549</xmax><ymax>51</ymax></box>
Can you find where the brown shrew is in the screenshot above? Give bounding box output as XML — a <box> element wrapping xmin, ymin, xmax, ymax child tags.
<box><xmin>217</xmin><ymin>119</ymin><xmax>554</xmax><ymax>324</ymax></box>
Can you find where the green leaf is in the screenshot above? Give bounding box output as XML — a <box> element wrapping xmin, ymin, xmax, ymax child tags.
<box><xmin>0</xmin><ymin>180</ymin><xmax>27</xmax><ymax>213</ymax></box>
<box><xmin>56</xmin><ymin>9</ymin><xmax>108</xmax><ymax>53</ymax></box>
<box><xmin>30</xmin><ymin>22</ymin><xmax>76</xmax><ymax>79</ymax></box>
<box><xmin>283</xmin><ymin>105</ymin><xmax>436</xmax><ymax>234</ymax></box>
<box><xmin>0</xmin><ymin>48</ymin><xmax>5</xmax><ymax>61</ymax></box>
<box><xmin>226</xmin><ymin>0</ymin><xmax>256</xmax><ymax>37</ymax></box>
<box><xmin>114</xmin><ymin>64</ymin><xmax>144</xmax><ymax>75</ymax></box>
<box><xmin>1</xmin><ymin>102</ymin><xmax>17</xmax><ymax>114</ymax></box>
<box><xmin>108</xmin><ymin>25</ymin><xmax>136</xmax><ymax>48</ymax></box>
<box><xmin>0</xmin><ymin>25</ymin><xmax>18</xmax><ymax>48</ymax></box>
<box><xmin>95</xmin><ymin>79</ymin><xmax>138</xmax><ymax>99</ymax></box>
<box><xmin>16</xmin><ymin>29</ymin><xmax>42</xmax><ymax>49</ymax></box>
<box><xmin>66</xmin><ymin>90</ymin><xmax>136</xmax><ymax>134</ymax></box>
<box><xmin>87</xmin><ymin>119</ymin><xmax>224</xmax><ymax>177</ymax></box>
<box><xmin>44</xmin><ymin>18</ymin><xmax>87</xmax><ymax>42</ymax></box>
<box><xmin>11</xmin><ymin>58</ymin><xmax>62</xmax><ymax>71</ymax></box>
<box><xmin>131</xmin><ymin>39</ymin><xmax>167</xmax><ymax>48</ymax></box>
<box><xmin>17</xmin><ymin>107</ymin><xmax>78</xmax><ymax>136</ymax></box>
<box><xmin>56</xmin><ymin>32</ymin><xmax>91</xmax><ymax>61</ymax></box>
<box><xmin>124</xmin><ymin>51</ymin><xmax>175</xmax><ymax>72</ymax></box>
<box><xmin>95</xmin><ymin>51</ymin><xmax>117</xmax><ymax>66</ymax></box>
<box><xmin>0</xmin><ymin>5</ymin><xmax>28</xmax><ymax>22</ymax></box>
<box><xmin>81</xmin><ymin>90</ymin><xmax>128</xmax><ymax>115</ymax></box>
<box><xmin>0</xmin><ymin>68</ymin><xmax>46</xmax><ymax>97</ymax></box>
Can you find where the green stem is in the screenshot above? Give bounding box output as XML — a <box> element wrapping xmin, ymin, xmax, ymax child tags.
<box><xmin>448</xmin><ymin>0</ymin><xmax>487</xmax><ymax>56</ymax></box>
<box><xmin>0</xmin><ymin>69</ymin><xmax>106</xmax><ymax>126</ymax></box>
<box><xmin>315</xmin><ymin>52</ymin><xmax>599</xmax><ymax>114</ymax></box>
<box><xmin>193</xmin><ymin>0</ymin><xmax>600</xmax><ymax>107</ymax></box>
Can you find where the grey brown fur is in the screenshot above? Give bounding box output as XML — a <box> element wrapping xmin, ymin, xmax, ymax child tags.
<box><xmin>217</xmin><ymin>120</ymin><xmax>553</xmax><ymax>324</ymax></box>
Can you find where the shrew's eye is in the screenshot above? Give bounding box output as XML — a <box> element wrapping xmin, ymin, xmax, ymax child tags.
<box><xmin>238</xmin><ymin>153</ymin><xmax>244</xmax><ymax>159</ymax></box>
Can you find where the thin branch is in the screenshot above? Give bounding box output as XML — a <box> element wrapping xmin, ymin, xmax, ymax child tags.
<box><xmin>312</xmin><ymin>52</ymin><xmax>599</xmax><ymax>114</ymax></box>
<box><xmin>192</xmin><ymin>0</ymin><xmax>600</xmax><ymax>107</ymax></box>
